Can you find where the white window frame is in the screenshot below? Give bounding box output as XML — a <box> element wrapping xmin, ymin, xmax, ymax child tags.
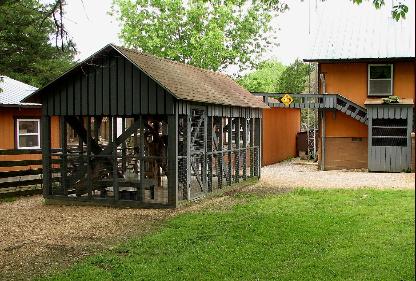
<box><xmin>368</xmin><ymin>64</ymin><xmax>393</xmax><ymax>96</ymax></box>
<box><xmin>16</xmin><ymin>118</ymin><xmax>41</xmax><ymax>149</ymax></box>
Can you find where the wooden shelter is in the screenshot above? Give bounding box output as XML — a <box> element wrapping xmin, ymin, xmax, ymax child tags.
<box><xmin>22</xmin><ymin>44</ymin><xmax>267</xmax><ymax>208</ymax></box>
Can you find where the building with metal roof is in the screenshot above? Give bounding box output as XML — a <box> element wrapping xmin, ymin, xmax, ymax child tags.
<box><xmin>0</xmin><ymin>76</ymin><xmax>39</xmax><ymax>107</ymax></box>
<box><xmin>304</xmin><ymin>1</ymin><xmax>415</xmax><ymax>62</ymax></box>
<box><xmin>299</xmin><ymin>2</ymin><xmax>415</xmax><ymax>173</ymax></box>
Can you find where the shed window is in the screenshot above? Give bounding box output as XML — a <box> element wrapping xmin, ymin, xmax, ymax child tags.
<box><xmin>16</xmin><ymin>119</ymin><xmax>40</xmax><ymax>149</ymax></box>
<box><xmin>368</xmin><ymin>64</ymin><xmax>393</xmax><ymax>96</ymax></box>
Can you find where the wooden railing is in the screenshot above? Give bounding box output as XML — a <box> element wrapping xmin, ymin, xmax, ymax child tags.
<box><xmin>0</xmin><ymin>149</ymin><xmax>44</xmax><ymax>196</ymax></box>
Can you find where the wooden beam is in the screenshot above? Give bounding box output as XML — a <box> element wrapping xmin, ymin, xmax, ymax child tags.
<box><xmin>61</xmin><ymin>117</ymin><xmax>68</xmax><ymax>195</ymax></box>
<box><xmin>167</xmin><ymin>113</ymin><xmax>178</xmax><ymax>207</ymax></box>
<box><xmin>242</xmin><ymin>118</ymin><xmax>247</xmax><ymax>180</ymax></box>
<box><xmin>235</xmin><ymin>118</ymin><xmax>240</xmax><ymax>183</ymax></box>
<box><xmin>112</xmin><ymin>117</ymin><xmax>119</xmax><ymax>201</ymax></box>
<box><xmin>41</xmin><ymin>115</ymin><xmax>51</xmax><ymax>197</ymax></box>
<box><xmin>207</xmin><ymin>116</ymin><xmax>213</xmax><ymax>192</ymax></box>
<box><xmin>87</xmin><ymin>116</ymin><xmax>92</xmax><ymax>198</ymax></box>
<box><xmin>227</xmin><ymin>117</ymin><xmax>232</xmax><ymax>186</ymax></box>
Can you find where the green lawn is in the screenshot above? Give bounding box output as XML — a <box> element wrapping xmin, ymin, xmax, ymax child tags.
<box><xmin>40</xmin><ymin>189</ymin><xmax>415</xmax><ymax>281</ymax></box>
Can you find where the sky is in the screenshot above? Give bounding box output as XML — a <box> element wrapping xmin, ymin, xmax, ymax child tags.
<box><xmin>62</xmin><ymin>0</ymin><xmax>412</xmax><ymax>66</ymax></box>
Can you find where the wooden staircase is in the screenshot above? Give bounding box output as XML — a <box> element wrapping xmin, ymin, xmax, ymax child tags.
<box><xmin>252</xmin><ymin>93</ymin><xmax>368</xmax><ymax>125</ymax></box>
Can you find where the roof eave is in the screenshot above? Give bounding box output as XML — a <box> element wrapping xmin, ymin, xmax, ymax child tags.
<box><xmin>303</xmin><ymin>57</ymin><xmax>416</xmax><ymax>63</ymax></box>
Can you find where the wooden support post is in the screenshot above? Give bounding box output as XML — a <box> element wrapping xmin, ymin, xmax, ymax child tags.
<box><xmin>227</xmin><ymin>117</ymin><xmax>232</xmax><ymax>186</ymax></box>
<box><xmin>321</xmin><ymin>110</ymin><xmax>326</xmax><ymax>171</ymax></box>
<box><xmin>112</xmin><ymin>117</ymin><xmax>119</xmax><ymax>200</ymax></box>
<box><xmin>217</xmin><ymin>118</ymin><xmax>223</xmax><ymax>189</ymax></box>
<box><xmin>86</xmin><ymin>116</ymin><xmax>92</xmax><ymax>198</ymax></box>
<box><xmin>168</xmin><ymin>113</ymin><xmax>178</xmax><ymax>207</ymax></box>
<box><xmin>186</xmin><ymin>114</ymin><xmax>191</xmax><ymax>199</ymax></box>
<box><xmin>207</xmin><ymin>116</ymin><xmax>213</xmax><ymax>192</ymax></box>
<box><xmin>254</xmin><ymin>118</ymin><xmax>261</xmax><ymax>178</ymax></box>
<box><xmin>242</xmin><ymin>118</ymin><xmax>247</xmax><ymax>180</ymax></box>
<box><xmin>41</xmin><ymin>115</ymin><xmax>51</xmax><ymax>197</ymax></box>
<box><xmin>250</xmin><ymin>118</ymin><xmax>254</xmax><ymax>177</ymax></box>
<box><xmin>139</xmin><ymin>116</ymin><xmax>145</xmax><ymax>202</ymax></box>
<box><xmin>60</xmin><ymin>117</ymin><xmax>68</xmax><ymax>195</ymax></box>
<box><xmin>121</xmin><ymin>118</ymin><xmax>127</xmax><ymax>173</ymax></box>
<box><xmin>406</xmin><ymin>107</ymin><xmax>413</xmax><ymax>169</ymax></box>
<box><xmin>235</xmin><ymin>117</ymin><xmax>240</xmax><ymax>183</ymax></box>
<box><xmin>78</xmin><ymin>117</ymin><xmax>84</xmax><ymax>154</ymax></box>
<box><xmin>202</xmin><ymin>112</ymin><xmax>208</xmax><ymax>191</ymax></box>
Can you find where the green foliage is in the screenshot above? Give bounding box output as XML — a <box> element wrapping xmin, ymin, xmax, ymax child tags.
<box><xmin>0</xmin><ymin>0</ymin><xmax>75</xmax><ymax>87</ymax></box>
<box><xmin>112</xmin><ymin>0</ymin><xmax>288</xmax><ymax>72</ymax></box>
<box><xmin>39</xmin><ymin>189</ymin><xmax>415</xmax><ymax>281</ymax></box>
<box><xmin>278</xmin><ymin>59</ymin><xmax>313</xmax><ymax>93</ymax></box>
<box><xmin>352</xmin><ymin>0</ymin><xmax>409</xmax><ymax>20</ymax></box>
<box><xmin>237</xmin><ymin>60</ymin><xmax>285</xmax><ymax>92</ymax></box>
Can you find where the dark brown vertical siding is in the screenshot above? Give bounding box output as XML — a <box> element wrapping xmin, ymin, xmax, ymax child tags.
<box><xmin>140</xmin><ymin>71</ymin><xmax>148</xmax><ymax>114</ymax></box>
<box><xmin>88</xmin><ymin>69</ymin><xmax>95</xmax><ymax>115</ymax></box>
<box><xmin>125</xmin><ymin>59</ymin><xmax>133</xmax><ymax>115</ymax></box>
<box><xmin>132</xmin><ymin>66</ymin><xmax>141</xmax><ymax>114</ymax></box>
<box><xmin>96</xmin><ymin>60</ymin><xmax>103</xmax><ymax>115</ymax></box>
<box><xmin>74</xmin><ymin>74</ymin><xmax>81</xmax><ymax>115</ymax></box>
<box><xmin>110</xmin><ymin>57</ymin><xmax>118</xmax><ymax>115</ymax></box>
<box><xmin>41</xmin><ymin>53</ymin><xmax>188</xmax><ymax>116</ymax></box>
<box><xmin>81</xmin><ymin>73</ymin><xmax>88</xmax><ymax>115</ymax></box>
<box><xmin>148</xmin><ymin>79</ymin><xmax>157</xmax><ymax>114</ymax></box>
<box><xmin>60</xmin><ymin>86</ymin><xmax>67</xmax><ymax>116</ymax></box>
<box><xmin>117</xmin><ymin>56</ymin><xmax>125</xmax><ymax>115</ymax></box>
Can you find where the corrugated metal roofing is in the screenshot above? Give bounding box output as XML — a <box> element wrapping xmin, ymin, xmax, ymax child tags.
<box><xmin>114</xmin><ymin>45</ymin><xmax>268</xmax><ymax>108</ymax></box>
<box><xmin>0</xmin><ymin>76</ymin><xmax>39</xmax><ymax>107</ymax></box>
<box><xmin>305</xmin><ymin>1</ymin><xmax>415</xmax><ymax>61</ymax></box>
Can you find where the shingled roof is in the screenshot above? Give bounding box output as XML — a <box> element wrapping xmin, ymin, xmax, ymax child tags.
<box><xmin>114</xmin><ymin>45</ymin><xmax>266</xmax><ymax>108</ymax></box>
<box><xmin>23</xmin><ymin>44</ymin><xmax>267</xmax><ymax>109</ymax></box>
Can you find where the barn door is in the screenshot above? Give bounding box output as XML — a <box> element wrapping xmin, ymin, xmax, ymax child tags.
<box><xmin>188</xmin><ymin>106</ymin><xmax>207</xmax><ymax>198</ymax></box>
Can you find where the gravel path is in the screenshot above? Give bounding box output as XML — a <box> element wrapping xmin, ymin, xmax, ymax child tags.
<box><xmin>260</xmin><ymin>158</ymin><xmax>415</xmax><ymax>189</ymax></box>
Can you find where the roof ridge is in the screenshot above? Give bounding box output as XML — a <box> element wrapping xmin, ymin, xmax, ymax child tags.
<box><xmin>114</xmin><ymin>45</ymin><xmax>228</xmax><ymax>78</ymax></box>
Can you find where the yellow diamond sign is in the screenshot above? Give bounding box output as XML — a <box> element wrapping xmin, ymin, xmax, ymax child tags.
<box><xmin>280</xmin><ymin>94</ymin><xmax>294</xmax><ymax>106</ymax></box>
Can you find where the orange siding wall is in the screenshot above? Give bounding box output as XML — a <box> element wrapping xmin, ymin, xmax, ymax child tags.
<box><xmin>0</xmin><ymin>107</ymin><xmax>60</xmax><ymax>171</ymax></box>
<box><xmin>321</xmin><ymin>61</ymin><xmax>415</xmax><ymax>138</ymax></box>
<box><xmin>262</xmin><ymin>108</ymin><xmax>300</xmax><ymax>166</ymax></box>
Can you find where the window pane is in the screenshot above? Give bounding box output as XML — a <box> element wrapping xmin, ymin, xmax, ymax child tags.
<box><xmin>370</xmin><ymin>65</ymin><xmax>391</xmax><ymax>79</ymax></box>
<box><xmin>19</xmin><ymin>135</ymin><xmax>39</xmax><ymax>148</ymax></box>
<box><xmin>369</xmin><ymin>80</ymin><xmax>391</xmax><ymax>95</ymax></box>
<box><xmin>19</xmin><ymin>120</ymin><xmax>39</xmax><ymax>134</ymax></box>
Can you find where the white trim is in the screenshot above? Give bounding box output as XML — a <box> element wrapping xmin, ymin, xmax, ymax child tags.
<box><xmin>368</xmin><ymin>64</ymin><xmax>393</xmax><ymax>96</ymax></box>
<box><xmin>16</xmin><ymin>118</ymin><xmax>41</xmax><ymax>149</ymax></box>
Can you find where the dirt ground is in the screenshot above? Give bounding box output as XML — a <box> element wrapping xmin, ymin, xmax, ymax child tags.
<box><xmin>260</xmin><ymin>159</ymin><xmax>415</xmax><ymax>189</ymax></box>
<box><xmin>0</xmin><ymin>160</ymin><xmax>414</xmax><ymax>280</ymax></box>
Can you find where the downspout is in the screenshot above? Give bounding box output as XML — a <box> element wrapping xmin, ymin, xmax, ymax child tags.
<box><xmin>319</xmin><ymin>73</ymin><xmax>326</xmax><ymax>171</ymax></box>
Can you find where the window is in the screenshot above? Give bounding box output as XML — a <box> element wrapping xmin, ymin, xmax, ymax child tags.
<box><xmin>368</xmin><ymin>64</ymin><xmax>393</xmax><ymax>96</ymax></box>
<box><xmin>16</xmin><ymin>119</ymin><xmax>40</xmax><ymax>149</ymax></box>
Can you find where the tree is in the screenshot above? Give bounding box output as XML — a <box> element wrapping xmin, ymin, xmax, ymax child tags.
<box><xmin>277</xmin><ymin>59</ymin><xmax>313</xmax><ymax>93</ymax></box>
<box><xmin>237</xmin><ymin>60</ymin><xmax>286</xmax><ymax>93</ymax></box>
<box><xmin>112</xmin><ymin>0</ymin><xmax>288</xmax><ymax>72</ymax></box>
<box><xmin>0</xmin><ymin>0</ymin><xmax>75</xmax><ymax>87</ymax></box>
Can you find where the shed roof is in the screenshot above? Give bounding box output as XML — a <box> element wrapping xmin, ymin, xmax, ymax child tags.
<box><xmin>23</xmin><ymin>44</ymin><xmax>267</xmax><ymax>109</ymax></box>
<box><xmin>304</xmin><ymin>1</ymin><xmax>415</xmax><ymax>62</ymax></box>
<box><xmin>0</xmin><ymin>76</ymin><xmax>39</xmax><ymax>107</ymax></box>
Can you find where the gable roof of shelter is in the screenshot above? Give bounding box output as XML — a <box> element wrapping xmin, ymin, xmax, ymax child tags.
<box><xmin>23</xmin><ymin>44</ymin><xmax>267</xmax><ymax>109</ymax></box>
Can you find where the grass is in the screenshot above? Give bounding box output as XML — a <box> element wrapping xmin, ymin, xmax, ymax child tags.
<box><xmin>0</xmin><ymin>196</ymin><xmax>16</xmax><ymax>203</ymax></box>
<box><xmin>39</xmin><ymin>189</ymin><xmax>415</xmax><ymax>281</ymax></box>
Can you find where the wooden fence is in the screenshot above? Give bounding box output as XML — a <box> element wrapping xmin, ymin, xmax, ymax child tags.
<box><xmin>0</xmin><ymin>149</ymin><xmax>44</xmax><ymax>197</ymax></box>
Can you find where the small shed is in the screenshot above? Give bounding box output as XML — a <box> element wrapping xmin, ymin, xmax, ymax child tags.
<box><xmin>22</xmin><ymin>44</ymin><xmax>267</xmax><ymax>208</ymax></box>
<box><xmin>365</xmin><ymin>98</ymin><xmax>413</xmax><ymax>172</ymax></box>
